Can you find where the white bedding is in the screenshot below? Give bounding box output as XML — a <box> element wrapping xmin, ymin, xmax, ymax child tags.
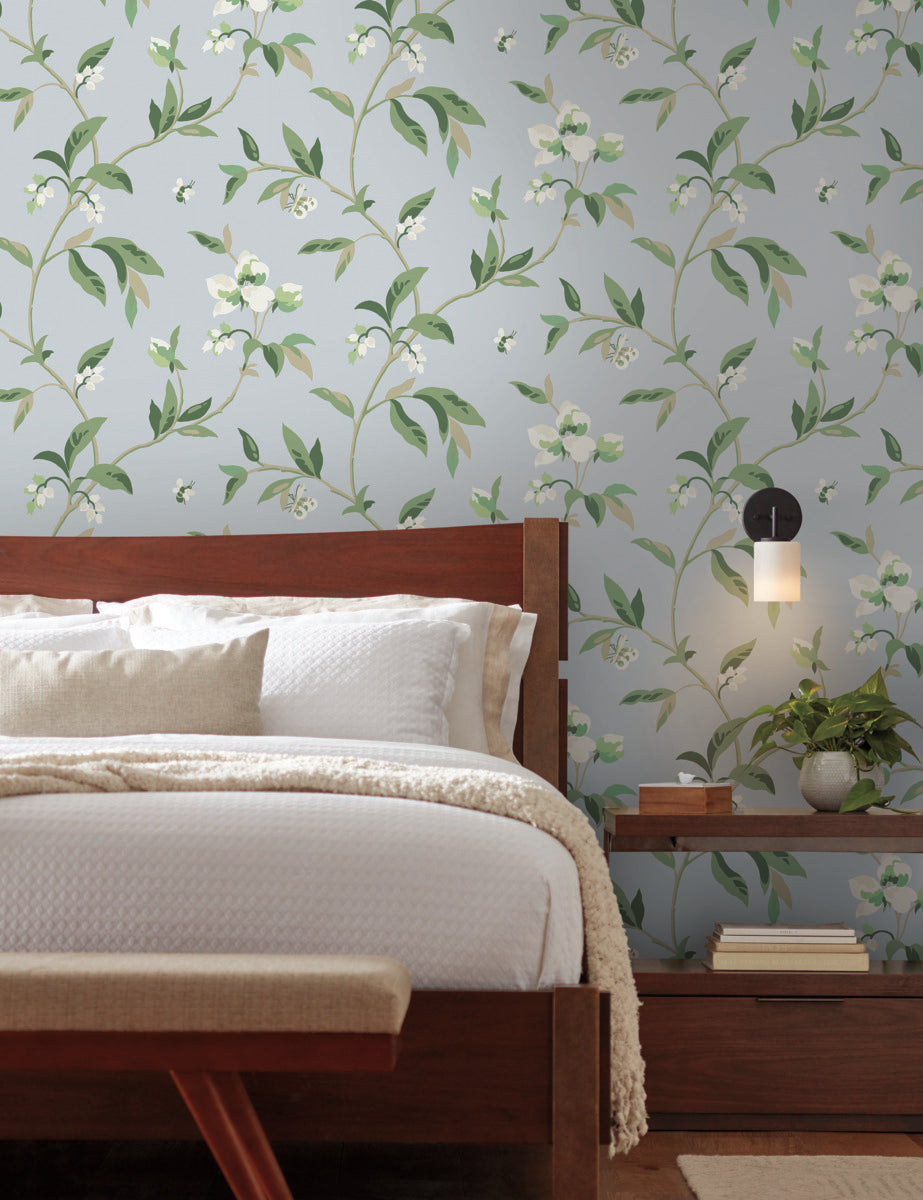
<box><xmin>0</xmin><ymin>734</ymin><xmax>583</xmax><ymax>990</ymax></box>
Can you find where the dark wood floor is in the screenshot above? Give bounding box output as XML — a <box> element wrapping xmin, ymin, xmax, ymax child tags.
<box><xmin>1</xmin><ymin>1132</ymin><xmax>922</xmax><ymax>1199</ymax></box>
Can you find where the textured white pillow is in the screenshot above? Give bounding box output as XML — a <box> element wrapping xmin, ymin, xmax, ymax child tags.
<box><xmin>131</xmin><ymin>601</ymin><xmax>489</xmax><ymax>754</ymax></box>
<box><xmin>105</xmin><ymin>595</ymin><xmax>536</xmax><ymax>759</ymax></box>
<box><xmin>0</xmin><ymin>595</ymin><xmax>93</xmax><ymax>616</ymax></box>
<box><xmin>128</xmin><ymin>618</ymin><xmax>461</xmax><ymax>745</ymax></box>
<box><xmin>0</xmin><ymin>617</ymin><xmax>129</xmax><ymax>652</ymax></box>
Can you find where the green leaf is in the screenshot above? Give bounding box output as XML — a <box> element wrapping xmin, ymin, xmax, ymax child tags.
<box><xmin>238</xmin><ymin>428</ymin><xmax>260</xmax><ymax>462</ymax></box>
<box><xmin>310</xmin><ymin>386</ymin><xmax>353</xmax><ymax>417</ymax></box>
<box><xmin>620</xmin><ymin>688</ymin><xmax>674</xmax><ymax>705</ymax></box>
<box><xmin>510</xmin><ymin>80</ymin><xmax>546</xmax><ymax>104</ymax></box>
<box><xmin>398</xmin><ymin>488</ymin><xmax>436</xmax><ymax>524</ymax></box>
<box><xmin>726</xmin><ymin>162</ymin><xmax>775</xmax><ymax>193</ymax></box>
<box><xmin>620</xmin><ymin>87</ymin><xmax>674</xmax><ymax>104</ymax></box>
<box><xmin>706</xmin><ymin>417</ymin><xmax>748</xmax><ymax>469</ymax></box>
<box><xmin>632</xmin><ymin>537</ymin><xmax>675</xmax><ymax>569</ymax></box>
<box><xmin>405</xmin><ymin>12</ymin><xmax>454</xmax><ymax>42</ymax></box>
<box><xmin>177</xmin><ymin>424</ymin><xmax>218</xmax><ymax>438</ymax></box>
<box><xmin>711</xmin><ymin>851</ymin><xmax>749</xmax><ymax>903</ymax></box>
<box><xmin>63</xmin><ymin>416</ymin><xmax>106</xmax><ymax>472</ymax></box>
<box><xmin>93</xmin><ymin>236</ymin><xmax>163</xmax><ymax>276</ymax></box>
<box><xmin>0</xmin><ymin>236</ymin><xmax>33</xmax><ymax>268</ymax></box>
<box><xmin>414</xmin><ymin>386</ymin><xmax>484</xmax><ymax>427</ymax></box>
<box><xmin>389</xmin><ymin>99</ymin><xmax>428</xmax><ymax>154</ymax></box>
<box><xmin>900</xmin><ymin>179</ymin><xmax>923</xmax><ymax>203</ymax></box>
<box><xmin>238</xmin><ymin>127</ymin><xmax>260</xmax><ymax>161</ymax></box>
<box><xmin>405</xmin><ymin>312</ymin><xmax>454</xmax><ymax>343</ymax></box>
<box><xmin>620</xmin><ymin>387</ymin><xmax>674</xmax><ymax>406</ymax></box>
<box><xmin>179</xmin><ymin>99</ymin><xmax>213</xmax><ymax>123</ymax></box>
<box><xmin>310</xmin><ymin>86</ymin><xmax>355</xmax><ymax>118</ymax></box>
<box><xmin>603</xmin><ymin>575</ymin><xmax>640</xmax><ymax>627</ymax></box>
<box><xmin>282</xmin><ymin>424</ymin><xmax>319</xmax><ymax>476</ymax></box>
<box><xmin>0</xmin><ymin>87</ymin><xmax>31</xmax><ymax>101</ymax></box>
<box><xmin>77</xmin><ymin>38</ymin><xmax>113</xmax><ymax>73</ymax></box>
<box><xmin>706</xmin><ymin>116</ymin><xmax>748</xmax><ymax>170</ymax></box>
<box><xmin>415</xmin><ymin>86</ymin><xmax>485</xmax><ymax>126</ymax></box>
<box><xmin>176</xmin><ymin>124</ymin><xmax>217</xmax><ymax>138</ymax></box>
<box><xmin>720</xmin><ymin>639</ymin><xmax>756</xmax><ymax>673</ymax></box>
<box><xmin>68</xmin><ymin>250</ymin><xmax>106</xmax><ymax>305</ymax></box>
<box><xmin>881</xmin><ymin>127</ymin><xmax>903</xmax><ymax>162</ymax></box>
<box><xmin>76</xmin><ymin>338</ymin><xmax>113</xmax><ymax>374</ymax></box>
<box><xmin>560</xmin><ymin>278</ymin><xmax>582</xmax><ymax>312</ymax></box>
<box><xmin>603</xmin><ymin>274</ymin><xmax>638</xmax><ymax>325</ymax></box>
<box><xmin>719</xmin><ymin>339</ymin><xmax>756</xmax><ymax>372</ymax></box>
<box><xmin>728</xmin><ymin>463</ymin><xmax>773</xmax><ymax>489</ymax></box>
<box><xmin>63</xmin><ymin>116</ymin><xmax>106</xmax><ymax>171</ymax></box>
<box><xmin>385</xmin><ymin>266</ymin><xmax>427</xmax><ymax>320</ymax></box>
<box><xmin>710</xmin><ymin>250</ymin><xmax>748</xmax><ymax>304</ymax></box>
<box><xmin>711</xmin><ymin>550</ymin><xmax>749</xmax><ymax>604</ymax></box>
<box><xmin>720</xmin><ymin>38</ymin><xmax>756</xmax><ymax>72</ymax></box>
<box><xmin>398</xmin><ymin>188</ymin><xmax>436</xmax><ymax>224</ymax></box>
<box><xmin>831</xmin><ymin>230</ymin><xmax>868</xmax><ymax>253</ymax></box>
<box><xmin>632</xmin><ymin>237</ymin><xmax>675</xmax><ymax>267</ymax></box>
<box><xmin>0</xmin><ymin>387</ymin><xmax>31</xmax><ymax>403</ymax></box>
<box><xmin>831</xmin><ymin>530</ymin><xmax>869</xmax><ymax>554</ymax></box>
<box><xmin>189</xmin><ymin>230</ymin><xmax>226</xmax><ymax>254</ymax></box>
<box><xmin>282</xmin><ymin>123</ymin><xmax>318</xmax><ymax>176</ymax></box>
<box><xmin>84</xmin><ymin>162</ymin><xmax>133</xmax><ymax>193</ymax></box>
<box><xmin>389</xmin><ymin>399</ymin><xmax>428</xmax><ymax>454</ymax></box>
<box><xmin>299</xmin><ymin>236</ymin><xmax>353</xmax><ymax>254</ymax></box>
<box><xmin>882</xmin><ymin>427</ymin><xmax>903</xmax><ymax>463</ymax></box>
<box><xmin>736</xmin><ymin>236</ymin><xmax>806</xmax><ymax>277</ymax></box>
<box><xmin>85</xmin><ymin>462</ymin><xmax>132</xmax><ymax>493</ymax></box>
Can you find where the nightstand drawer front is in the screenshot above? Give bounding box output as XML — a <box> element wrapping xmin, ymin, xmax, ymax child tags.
<box><xmin>641</xmin><ymin>997</ymin><xmax>923</xmax><ymax>1114</ymax></box>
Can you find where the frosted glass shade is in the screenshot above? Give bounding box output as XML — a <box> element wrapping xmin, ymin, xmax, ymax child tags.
<box><xmin>753</xmin><ymin>540</ymin><xmax>801</xmax><ymax>602</ymax></box>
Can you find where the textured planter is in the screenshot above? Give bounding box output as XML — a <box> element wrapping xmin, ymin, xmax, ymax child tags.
<box><xmin>798</xmin><ymin>752</ymin><xmax>884</xmax><ymax>812</ymax></box>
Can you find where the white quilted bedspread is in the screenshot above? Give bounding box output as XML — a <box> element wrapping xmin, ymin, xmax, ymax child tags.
<box><xmin>0</xmin><ymin>734</ymin><xmax>583</xmax><ymax>990</ymax></box>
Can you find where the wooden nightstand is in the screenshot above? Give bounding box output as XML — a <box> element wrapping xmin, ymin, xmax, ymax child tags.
<box><xmin>605</xmin><ymin>806</ymin><xmax>923</xmax><ymax>1130</ymax></box>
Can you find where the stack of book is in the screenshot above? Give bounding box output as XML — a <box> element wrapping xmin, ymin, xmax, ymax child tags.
<box><xmin>705</xmin><ymin>922</ymin><xmax>870</xmax><ymax>972</ymax></box>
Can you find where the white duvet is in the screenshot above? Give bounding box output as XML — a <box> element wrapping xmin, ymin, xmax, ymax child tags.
<box><xmin>0</xmin><ymin>734</ymin><xmax>583</xmax><ymax>990</ymax></box>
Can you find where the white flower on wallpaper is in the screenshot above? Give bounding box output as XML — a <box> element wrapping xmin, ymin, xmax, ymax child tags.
<box><xmin>346</xmin><ymin>26</ymin><xmax>375</xmax><ymax>61</ymax></box>
<box><xmin>400</xmin><ymin>43</ymin><xmax>426</xmax><ymax>75</ymax></box>
<box><xmin>79</xmin><ymin>494</ymin><xmax>105</xmax><ymax>526</ymax></box>
<box><xmin>529</xmin><ymin>101</ymin><xmax>596</xmax><ymax>165</ymax></box>
<box><xmin>850</xmin><ymin>857</ymin><xmax>918</xmax><ymax>917</ymax></box>
<box><xmin>202</xmin><ymin>27</ymin><xmax>235</xmax><ymax>55</ymax></box>
<box><xmin>207</xmin><ymin>251</ymin><xmax>275</xmax><ymax>315</ymax></box>
<box><xmin>523</xmin><ymin>176</ymin><xmax>556</xmax><ymax>205</ymax></box>
<box><xmin>667</xmin><ymin>477</ymin><xmax>696</xmax><ymax>512</ymax></box>
<box><xmin>529</xmin><ymin>401</ymin><xmax>596</xmax><ymax>465</ymax></box>
<box><xmin>78</xmin><ymin>193</ymin><xmax>105</xmax><ymax>225</ymax></box>
<box><xmin>721</xmin><ymin>191</ymin><xmax>747</xmax><ymax>225</ymax></box>
<box><xmin>846</xmin><ymin>626</ymin><xmax>877</xmax><ymax>656</ymax></box>
<box><xmin>213</xmin><ymin>0</ymin><xmax>271</xmax><ymax>14</ymax></box>
<box><xmin>202</xmin><ymin>327</ymin><xmax>235</xmax><ymax>356</ymax></box>
<box><xmin>400</xmin><ymin>342</ymin><xmax>426</xmax><ymax>375</ymax></box>
<box><xmin>850</xmin><ymin>252</ymin><xmax>917</xmax><ymax>315</ymax></box>
<box><xmin>850</xmin><ymin>552</ymin><xmax>917</xmax><ymax>615</ymax></box>
<box><xmin>667</xmin><ymin>174</ymin><xmax>696</xmax><ymax>212</ymax></box>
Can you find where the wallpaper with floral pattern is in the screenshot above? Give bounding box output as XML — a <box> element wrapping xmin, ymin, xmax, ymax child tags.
<box><xmin>1</xmin><ymin>0</ymin><xmax>921</xmax><ymax>959</ymax></box>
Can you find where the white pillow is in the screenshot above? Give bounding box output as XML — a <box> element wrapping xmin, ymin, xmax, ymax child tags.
<box><xmin>131</xmin><ymin>601</ymin><xmax>490</xmax><ymax>754</ymax></box>
<box><xmin>106</xmin><ymin>596</ymin><xmax>536</xmax><ymax>759</ymax></box>
<box><xmin>127</xmin><ymin>617</ymin><xmax>461</xmax><ymax>746</ymax></box>
<box><xmin>0</xmin><ymin>617</ymin><xmax>129</xmax><ymax>652</ymax></box>
<box><xmin>0</xmin><ymin>595</ymin><xmax>93</xmax><ymax>616</ymax></box>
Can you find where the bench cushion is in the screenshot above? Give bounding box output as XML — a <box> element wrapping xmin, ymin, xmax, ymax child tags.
<box><xmin>0</xmin><ymin>953</ymin><xmax>411</xmax><ymax>1034</ymax></box>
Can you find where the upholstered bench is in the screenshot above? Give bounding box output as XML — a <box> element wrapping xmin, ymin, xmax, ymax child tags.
<box><xmin>0</xmin><ymin>952</ymin><xmax>412</xmax><ymax>1200</ymax></box>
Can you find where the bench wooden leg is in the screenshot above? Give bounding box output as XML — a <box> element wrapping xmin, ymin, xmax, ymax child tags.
<box><xmin>171</xmin><ymin>1070</ymin><xmax>294</xmax><ymax>1200</ymax></box>
<box><xmin>552</xmin><ymin>987</ymin><xmax>600</xmax><ymax>1200</ymax></box>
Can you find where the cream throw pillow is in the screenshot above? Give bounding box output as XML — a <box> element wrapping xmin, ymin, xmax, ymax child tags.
<box><xmin>0</xmin><ymin>630</ymin><xmax>268</xmax><ymax>738</ymax></box>
<box><xmin>0</xmin><ymin>595</ymin><xmax>94</xmax><ymax>616</ymax></box>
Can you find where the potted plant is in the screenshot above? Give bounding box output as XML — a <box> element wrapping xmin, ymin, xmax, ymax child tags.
<box><xmin>748</xmin><ymin>669</ymin><xmax>920</xmax><ymax>812</ymax></box>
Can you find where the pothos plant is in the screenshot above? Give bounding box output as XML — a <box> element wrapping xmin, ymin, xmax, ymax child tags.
<box><xmin>747</xmin><ymin>669</ymin><xmax>920</xmax><ymax>812</ymax></box>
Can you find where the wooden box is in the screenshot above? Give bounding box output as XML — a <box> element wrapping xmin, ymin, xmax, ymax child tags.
<box><xmin>638</xmin><ymin>783</ymin><xmax>733</xmax><ymax>814</ymax></box>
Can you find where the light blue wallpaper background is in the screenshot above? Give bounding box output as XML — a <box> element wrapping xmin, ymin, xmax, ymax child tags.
<box><xmin>1</xmin><ymin>0</ymin><xmax>921</xmax><ymax>959</ymax></box>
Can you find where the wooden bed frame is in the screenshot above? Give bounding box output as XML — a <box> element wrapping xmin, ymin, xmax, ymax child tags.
<box><xmin>0</xmin><ymin>518</ymin><xmax>610</xmax><ymax>1199</ymax></box>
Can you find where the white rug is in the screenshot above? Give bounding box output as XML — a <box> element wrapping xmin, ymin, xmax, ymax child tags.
<box><xmin>677</xmin><ymin>1155</ymin><xmax>923</xmax><ymax>1200</ymax></box>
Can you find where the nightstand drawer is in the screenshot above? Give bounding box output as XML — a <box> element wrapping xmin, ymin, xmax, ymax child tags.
<box><xmin>640</xmin><ymin>996</ymin><xmax>923</xmax><ymax>1115</ymax></box>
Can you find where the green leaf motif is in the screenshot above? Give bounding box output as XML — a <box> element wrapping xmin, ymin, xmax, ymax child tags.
<box><xmin>189</xmin><ymin>230</ymin><xmax>226</xmax><ymax>254</ymax></box>
<box><xmin>405</xmin><ymin>13</ymin><xmax>454</xmax><ymax>43</ymax></box>
<box><xmin>68</xmin><ymin>250</ymin><xmax>106</xmax><ymax>305</ymax></box>
<box><xmin>711</xmin><ymin>852</ymin><xmax>749</xmax><ymax>904</ymax></box>
<box><xmin>389</xmin><ymin>100</ymin><xmax>428</xmax><ymax>154</ymax></box>
<box><xmin>385</xmin><ymin>266</ymin><xmax>427</xmax><ymax>320</ymax></box>
<box><xmin>710</xmin><ymin>250</ymin><xmax>748</xmax><ymax>304</ymax></box>
<box><xmin>310</xmin><ymin>87</ymin><xmax>355</xmax><ymax>118</ymax></box>
<box><xmin>282</xmin><ymin>424</ymin><xmax>320</xmax><ymax>476</ymax></box>
<box><xmin>84</xmin><ymin>162</ymin><xmax>133</xmax><ymax>193</ymax></box>
<box><xmin>389</xmin><ymin>399</ymin><xmax>428</xmax><ymax>454</ymax></box>
<box><xmin>405</xmin><ymin>313</ymin><xmax>454</xmax><ymax>343</ymax></box>
<box><xmin>632</xmin><ymin>537</ymin><xmax>675</xmax><ymax>569</ymax></box>
<box><xmin>282</xmin><ymin>123</ymin><xmax>320</xmax><ymax>176</ymax></box>
<box><xmin>85</xmin><ymin>463</ymin><xmax>132</xmax><ymax>493</ymax></box>
<box><xmin>0</xmin><ymin>236</ymin><xmax>33</xmax><ymax>268</ymax></box>
<box><xmin>399</xmin><ymin>488</ymin><xmax>436</xmax><ymax>524</ymax></box>
<box><xmin>710</xmin><ymin>550</ymin><xmax>749</xmax><ymax>604</ymax></box>
<box><xmin>63</xmin><ymin>116</ymin><xmax>106</xmax><ymax>171</ymax></box>
<box><xmin>63</xmin><ymin>416</ymin><xmax>106</xmax><ymax>472</ymax></box>
<box><xmin>632</xmin><ymin>237</ymin><xmax>675</xmax><ymax>267</ymax></box>
<box><xmin>621</xmin><ymin>688</ymin><xmax>674</xmax><ymax>705</ymax></box>
<box><xmin>311</xmin><ymin>387</ymin><xmax>354</xmax><ymax>417</ymax></box>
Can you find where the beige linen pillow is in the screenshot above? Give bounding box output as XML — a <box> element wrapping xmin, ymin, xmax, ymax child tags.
<box><xmin>0</xmin><ymin>630</ymin><xmax>268</xmax><ymax>738</ymax></box>
<box><xmin>101</xmin><ymin>593</ymin><xmax>532</xmax><ymax>759</ymax></box>
<box><xmin>0</xmin><ymin>595</ymin><xmax>94</xmax><ymax>616</ymax></box>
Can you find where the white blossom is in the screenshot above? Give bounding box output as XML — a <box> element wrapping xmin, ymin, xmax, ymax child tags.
<box><xmin>75</xmin><ymin>64</ymin><xmax>104</xmax><ymax>91</ymax></box>
<box><xmin>203</xmin><ymin>28</ymin><xmax>235</xmax><ymax>55</ymax></box>
<box><xmin>721</xmin><ymin>191</ymin><xmax>747</xmax><ymax>225</ymax></box>
<box><xmin>79</xmin><ymin>493</ymin><xmax>105</xmax><ymax>526</ymax></box>
<box><xmin>401</xmin><ymin>342</ymin><xmax>426</xmax><ymax>375</ymax></box>
<box><xmin>400</xmin><ymin>42</ymin><xmax>426</xmax><ymax>74</ymax></box>
<box><xmin>396</xmin><ymin>213</ymin><xmax>426</xmax><ymax>240</ymax></box>
<box><xmin>78</xmin><ymin>193</ymin><xmax>105</xmax><ymax>225</ymax></box>
<box><xmin>717</xmin><ymin>63</ymin><xmax>746</xmax><ymax>91</ymax></box>
<box><xmin>202</xmin><ymin>327</ymin><xmax>235</xmax><ymax>356</ymax></box>
<box><xmin>74</xmin><ymin>364</ymin><xmax>104</xmax><ymax>391</ymax></box>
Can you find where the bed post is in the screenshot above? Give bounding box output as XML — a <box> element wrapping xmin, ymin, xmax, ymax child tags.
<box><xmin>522</xmin><ymin>519</ymin><xmax>567</xmax><ymax>790</ymax></box>
<box><xmin>552</xmin><ymin>986</ymin><xmax>600</xmax><ymax>1200</ymax></box>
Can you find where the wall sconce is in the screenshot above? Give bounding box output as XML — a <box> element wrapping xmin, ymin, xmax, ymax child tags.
<box><xmin>742</xmin><ymin>487</ymin><xmax>802</xmax><ymax>602</ymax></box>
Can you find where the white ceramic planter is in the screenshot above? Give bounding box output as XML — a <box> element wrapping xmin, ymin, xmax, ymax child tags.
<box><xmin>798</xmin><ymin>751</ymin><xmax>884</xmax><ymax>812</ymax></box>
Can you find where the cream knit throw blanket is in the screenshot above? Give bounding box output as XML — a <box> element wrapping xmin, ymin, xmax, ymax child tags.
<box><xmin>0</xmin><ymin>747</ymin><xmax>647</xmax><ymax>1151</ymax></box>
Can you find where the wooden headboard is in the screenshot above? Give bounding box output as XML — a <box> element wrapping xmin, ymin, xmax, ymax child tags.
<box><xmin>0</xmin><ymin>519</ymin><xmax>569</xmax><ymax>789</ymax></box>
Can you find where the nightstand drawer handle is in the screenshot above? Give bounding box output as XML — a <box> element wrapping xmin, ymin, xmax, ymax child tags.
<box><xmin>755</xmin><ymin>996</ymin><xmax>845</xmax><ymax>1004</ymax></box>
